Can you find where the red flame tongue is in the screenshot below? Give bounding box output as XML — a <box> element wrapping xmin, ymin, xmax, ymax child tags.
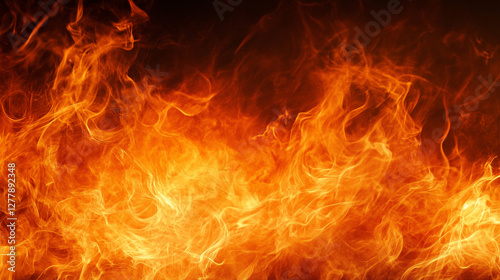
<box><xmin>1</xmin><ymin>0</ymin><xmax>500</xmax><ymax>279</ymax></box>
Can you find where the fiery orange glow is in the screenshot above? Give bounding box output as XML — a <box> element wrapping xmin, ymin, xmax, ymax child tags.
<box><xmin>1</xmin><ymin>0</ymin><xmax>500</xmax><ymax>279</ymax></box>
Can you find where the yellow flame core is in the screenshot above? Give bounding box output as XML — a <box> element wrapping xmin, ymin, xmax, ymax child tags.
<box><xmin>1</xmin><ymin>1</ymin><xmax>500</xmax><ymax>280</ymax></box>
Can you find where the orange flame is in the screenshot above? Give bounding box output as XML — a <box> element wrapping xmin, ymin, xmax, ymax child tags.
<box><xmin>1</xmin><ymin>0</ymin><xmax>500</xmax><ymax>279</ymax></box>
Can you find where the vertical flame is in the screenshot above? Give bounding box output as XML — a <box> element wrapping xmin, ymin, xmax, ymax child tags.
<box><xmin>1</xmin><ymin>0</ymin><xmax>500</xmax><ymax>279</ymax></box>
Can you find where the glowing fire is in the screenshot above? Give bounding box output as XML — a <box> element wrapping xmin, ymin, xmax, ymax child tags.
<box><xmin>1</xmin><ymin>0</ymin><xmax>500</xmax><ymax>279</ymax></box>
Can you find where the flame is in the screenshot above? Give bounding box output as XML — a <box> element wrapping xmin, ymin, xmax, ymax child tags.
<box><xmin>1</xmin><ymin>0</ymin><xmax>500</xmax><ymax>279</ymax></box>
